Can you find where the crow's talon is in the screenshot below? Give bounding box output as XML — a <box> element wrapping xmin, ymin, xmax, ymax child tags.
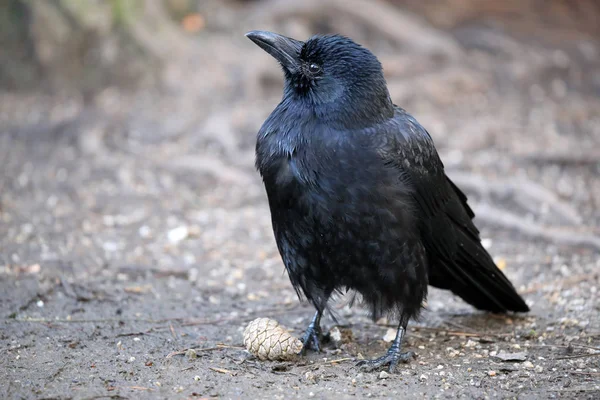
<box><xmin>299</xmin><ymin>325</ymin><xmax>322</xmax><ymax>354</ymax></box>
<box><xmin>356</xmin><ymin>350</ymin><xmax>416</xmax><ymax>373</ymax></box>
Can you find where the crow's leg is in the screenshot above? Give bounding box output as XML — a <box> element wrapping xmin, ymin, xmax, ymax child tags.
<box><xmin>356</xmin><ymin>314</ymin><xmax>416</xmax><ymax>372</ymax></box>
<box><xmin>299</xmin><ymin>310</ymin><xmax>323</xmax><ymax>354</ymax></box>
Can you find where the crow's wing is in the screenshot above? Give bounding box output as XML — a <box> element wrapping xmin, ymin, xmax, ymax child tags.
<box><xmin>379</xmin><ymin>109</ymin><xmax>528</xmax><ymax>312</ymax></box>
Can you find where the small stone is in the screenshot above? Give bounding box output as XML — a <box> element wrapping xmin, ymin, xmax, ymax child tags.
<box><xmin>464</xmin><ymin>340</ymin><xmax>477</xmax><ymax>348</ymax></box>
<box><xmin>127</xmin><ymin>357</ymin><xmax>135</xmax><ymax>363</ymax></box>
<box><xmin>330</xmin><ymin>327</ymin><xmax>342</xmax><ymax>345</ymax></box>
<box><xmin>534</xmin><ymin>365</ymin><xmax>543</xmax><ymax>373</ymax></box>
<box><xmin>194</xmin><ymin>376</ymin><xmax>201</xmax><ymax>381</ymax></box>
<box><xmin>488</xmin><ymin>370</ymin><xmax>496</xmax><ymax>377</ymax></box>
<box><xmin>419</xmin><ymin>374</ymin><xmax>428</xmax><ymax>381</ymax></box>
<box><xmin>493</xmin><ymin>351</ymin><xmax>528</xmax><ymax>362</ymax></box>
<box><xmin>138</xmin><ymin>225</ymin><xmax>152</xmax><ymax>238</ymax></box>
<box><xmin>185</xmin><ymin>349</ymin><xmax>197</xmax><ymax>359</ymax></box>
<box><xmin>304</xmin><ymin>371</ymin><xmax>318</xmax><ymax>384</ymax></box>
<box><xmin>378</xmin><ymin>371</ymin><xmax>390</xmax><ymax>379</ymax></box>
<box><xmin>168</xmin><ymin>226</ymin><xmax>189</xmax><ymax>243</ymax></box>
<box><xmin>36</xmin><ymin>300</ymin><xmax>44</xmax><ymax>308</ymax></box>
<box><xmin>446</xmin><ymin>347</ymin><xmax>460</xmax><ymax>358</ymax></box>
<box><xmin>523</xmin><ymin>361</ymin><xmax>534</xmax><ymax>369</ymax></box>
<box><xmin>102</xmin><ymin>241</ymin><xmax>119</xmax><ymax>252</ymax></box>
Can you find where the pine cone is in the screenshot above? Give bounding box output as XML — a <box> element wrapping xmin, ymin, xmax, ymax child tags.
<box><xmin>243</xmin><ymin>318</ymin><xmax>303</xmax><ymax>361</ymax></box>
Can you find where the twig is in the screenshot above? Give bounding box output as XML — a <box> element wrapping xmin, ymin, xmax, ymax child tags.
<box><xmin>169</xmin><ymin>323</ymin><xmax>178</xmax><ymax>340</ymax></box>
<box><xmin>165</xmin><ymin>344</ymin><xmax>243</xmax><ymax>359</ymax></box>
<box><xmin>322</xmin><ymin>357</ymin><xmax>354</xmax><ymax>365</ymax></box>
<box><xmin>121</xmin><ymin>386</ymin><xmax>153</xmax><ymax>391</ymax></box>
<box><xmin>12</xmin><ymin>280</ymin><xmax>59</xmax><ymax>316</ymax></box>
<box><xmin>115</xmin><ymin>328</ymin><xmax>159</xmax><ymax>337</ymax></box>
<box><xmin>46</xmin><ymin>362</ymin><xmax>68</xmax><ymax>382</ymax></box>
<box><xmin>209</xmin><ymin>367</ymin><xmax>233</xmax><ymax>374</ymax></box>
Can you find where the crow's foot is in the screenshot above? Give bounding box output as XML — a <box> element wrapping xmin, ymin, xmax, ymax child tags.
<box><xmin>356</xmin><ymin>347</ymin><xmax>416</xmax><ymax>373</ymax></box>
<box><xmin>299</xmin><ymin>323</ymin><xmax>322</xmax><ymax>354</ymax></box>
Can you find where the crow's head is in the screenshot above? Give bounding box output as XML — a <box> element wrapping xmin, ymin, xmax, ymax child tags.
<box><xmin>246</xmin><ymin>31</ymin><xmax>393</xmax><ymax>127</ymax></box>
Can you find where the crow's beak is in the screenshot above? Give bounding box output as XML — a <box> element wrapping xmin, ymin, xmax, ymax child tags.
<box><xmin>246</xmin><ymin>30</ymin><xmax>303</xmax><ymax>73</ymax></box>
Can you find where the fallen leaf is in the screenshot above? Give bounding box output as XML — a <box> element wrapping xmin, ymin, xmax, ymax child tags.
<box><xmin>182</xmin><ymin>13</ymin><xmax>205</xmax><ymax>33</ymax></box>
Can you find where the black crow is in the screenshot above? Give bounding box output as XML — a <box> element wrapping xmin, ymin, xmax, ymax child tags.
<box><xmin>246</xmin><ymin>30</ymin><xmax>529</xmax><ymax>372</ymax></box>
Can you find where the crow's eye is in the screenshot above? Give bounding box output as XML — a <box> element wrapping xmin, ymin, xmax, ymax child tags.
<box><xmin>308</xmin><ymin>63</ymin><xmax>321</xmax><ymax>74</ymax></box>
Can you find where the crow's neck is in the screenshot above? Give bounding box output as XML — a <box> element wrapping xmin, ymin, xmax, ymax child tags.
<box><xmin>283</xmin><ymin>82</ymin><xmax>394</xmax><ymax>130</ymax></box>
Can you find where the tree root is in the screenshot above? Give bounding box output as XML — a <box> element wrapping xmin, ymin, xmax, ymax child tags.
<box><xmin>449</xmin><ymin>171</ymin><xmax>583</xmax><ymax>225</ymax></box>
<box><xmin>251</xmin><ymin>0</ymin><xmax>463</xmax><ymax>59</ymax></box>
<box><xmin>471</xmin><ymin>203</ymin><xmax>600</xmax><ymax>251</ymax></box>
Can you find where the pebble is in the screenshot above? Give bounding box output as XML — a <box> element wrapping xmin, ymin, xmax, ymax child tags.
<box><xmin>419</xmin><ymin>374</ymin><xmax>428</xmax><ymax>381</ymax></box>
<box><xmin>488</xmin><ymin>370</ymin><xmax>497</xmax><ymax>377</ymax></box>
<box><xmin>138</xmin><ymin>225</ymin><xmax>152</xmax><ymax>238</ymax></box>
<box><xmin>523</xmin><ymin>361</ymin><xmax>534</xmax><ymax>369</ymax></box>
<box><xmin>304</xmin><ymin>371</ymin><xmax>317</xmax><ymax>384</ymax></box>
<box><xmin>185</xmin><ymin>349</ymin><xmax>198</xmax><ymax>359</ymax></box>
<box><xmin>168</xmin><ymin>226</ymin><xmax>189</xmax><ymax>243</ymax></box>
<box><xmin>378</xmin><ymin>371</ymin><xmax>390</xmax><ymax>379</ymax></box>
<box><xmin>329</xmin><ymin>326</ymin><xmax>342</xmax><ymax>347</ymax></box>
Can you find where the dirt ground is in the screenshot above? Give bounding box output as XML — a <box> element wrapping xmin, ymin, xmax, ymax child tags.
<box><xmin>1</xmin><ymin>1</ymin><xmax>599</xmax><ymax>399</ymax></box>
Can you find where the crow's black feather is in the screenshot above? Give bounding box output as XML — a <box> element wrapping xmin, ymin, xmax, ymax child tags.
<box><xmin>247</xmin><ymin>31</ymin><xmax>528</xmax><ymax>371</ymax></box>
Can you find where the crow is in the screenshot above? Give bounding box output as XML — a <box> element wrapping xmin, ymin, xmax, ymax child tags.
<box><xmin>246</xmin><ymin>30</ymin><xmax>529</xmax><ymax>372</ymax></box>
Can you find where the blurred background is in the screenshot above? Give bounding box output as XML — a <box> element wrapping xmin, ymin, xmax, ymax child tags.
<box><xmin>1</xmin><ymin>0</ymin><xmax>599</xmax><ymax>398</ymax></box>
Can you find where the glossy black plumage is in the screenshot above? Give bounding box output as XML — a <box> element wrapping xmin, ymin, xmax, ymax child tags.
<box><xmin>247</xmin><ymin>31</ymin><xmax>529</xmax><ymax>371</ymax></box>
